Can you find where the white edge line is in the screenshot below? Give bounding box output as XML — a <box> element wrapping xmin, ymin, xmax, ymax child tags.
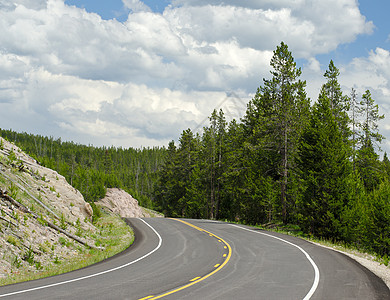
<box><xmin>229</xmin><ymin>224</ymin><xmax>320</xmax><ymax>300</ymax></box>
<box><xmin>0</xmin><ymin>218</ymin><xmax>162</xmax><ymax>298</ymax></box>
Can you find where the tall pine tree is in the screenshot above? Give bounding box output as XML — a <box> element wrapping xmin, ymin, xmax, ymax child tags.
<box><xmin>242</xmin><ymin>42</ymin><xmax>310</xmax><ymax>224</ymax></box>
<box><xmin>297</xmin><ymin>61</ymin><xmax>352</xmax><ymax>239</ymax></box>
<box><xmin>356</xmin><ymin>90</ymin><xmax>385</xmax><ymax>191</ymax></box>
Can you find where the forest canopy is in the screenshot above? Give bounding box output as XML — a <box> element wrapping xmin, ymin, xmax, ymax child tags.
<box><xmin>154</xmin><ymin>42</ymin><xmax>389</xmax><ymax>258</ymax></box>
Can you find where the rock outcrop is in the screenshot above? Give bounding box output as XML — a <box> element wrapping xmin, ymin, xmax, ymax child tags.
<box><xmin>0</xmin><ymin>137</ymin><xmax>97</xmax><ymax>279</ymax></box>
<box><xmin>97</xmin><ymin>188</ymin><xmax>163</xmax><ymax>218</ymax></box>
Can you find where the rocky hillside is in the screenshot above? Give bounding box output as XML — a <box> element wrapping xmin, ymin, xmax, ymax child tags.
<box><xmin>0</xmin><ymin>137</ymin><xmax>133</xmax><ymax>284</ymax></box>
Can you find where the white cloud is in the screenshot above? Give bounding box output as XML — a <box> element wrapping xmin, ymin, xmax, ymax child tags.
<box><xmin>99</xmin><ymin>84</ymin><xmax>228</xmax><ymax>140</ymax></box>
<box><xmin>0</xmin><ymin>0</ymin><xmax>382</xmax><ymax>148</ymax></box>
<box><xmin>341</xmin><ymin>48</ymin><xmax>390</xmax><ymax>97</ymax></box>
<box><xmin>0</xmin><ymin>64</ymin><xmax>229</xmax><ymax>147</ymax></box>
<box><xmin>122</xmin><ymin>0</ymin><xmax>151</xmax><ymax>13</ymax></box>
<box><xmin>167</xmin><ymin>0</ymin><xmax>373</xmax><ymax>58</ymax></box>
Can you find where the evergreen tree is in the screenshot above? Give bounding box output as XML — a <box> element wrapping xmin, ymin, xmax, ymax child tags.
<box><xmin>356</xmin><ymin>90</ymin><xmax>385</xmax><ymax>191</ymax></box>
<box><xmin>298</xmin><ymin>92</ymin><xmax>352</xmax><ymax>239</ymax></box>
<box><xmin>382</xmin><ymin>152</ymin><xmax>390</xmax><ymax>179</ymax></box>
<box><xmin>202</xmin><ymin>109</ymin><xmax>227</xmax><ymax>219</ymax></box>
<box><xmin>321</xmin><ymin>60</ymin><xmax>351</xmax><ymax>146</ymax></box>
<box><xmin>297</xmin><ymin>61</ymin><xmax>352</xmax><ymax>239</ymax></box>
<box><xmin>349</xmin><ymin>87</ymin><xmax>359</xmax><ymax>171</ymax></box>
<box><xmin>154</xmin><ymin>141</ymin><xmax>180</xmax><ymax>216</ymax></box>
<box><xmin>242</xmin><ymin>42</ymin><xmax>310</xmax><ymax>224</ymax></box>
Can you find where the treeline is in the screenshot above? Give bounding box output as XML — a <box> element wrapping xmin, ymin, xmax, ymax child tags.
<box><xmin>154</xmin><ymin>42</ymin><xmax>390</xmax><ymax>257</ymax></box>
<box><xmin>0</xmin><ymin>129</ymin><xmax>166</xmax><ymax>208</ymax></box>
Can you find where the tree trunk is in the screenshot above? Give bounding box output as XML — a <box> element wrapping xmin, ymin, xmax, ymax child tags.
<box><xmin>281</xmin><ymin>127</ymin><xmax>288</xmax><ymax>224</ymax></box>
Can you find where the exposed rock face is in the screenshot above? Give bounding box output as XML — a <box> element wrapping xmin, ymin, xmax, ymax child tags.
<box><xmin>97</xmin><ymin>188</ymin><xmax>144</xmax><ymax>218</ymax></box>
<box><xmin>0</xmin><ymin>137</ymin><xmax>93</xmax><ymax>225</ymax></box>
<box><xmin>84</xmin><ymin>203</ymin><xmax>93</xmax><ymax>219</ymax></box>
<box><xmin>0</xmin><ymin>137</ymin><xmax>98</xmax><ymax>278</ymax></box>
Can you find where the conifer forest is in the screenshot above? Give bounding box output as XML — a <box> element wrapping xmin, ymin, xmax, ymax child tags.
<box><xmin>1</xmin><ymin>42</ymin><xmax>389</xmax><ymax>259</ymax></box>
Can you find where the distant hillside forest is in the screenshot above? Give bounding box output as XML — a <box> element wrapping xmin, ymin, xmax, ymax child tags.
<box><xmin>1</xmin><ymin>42</ymin><xmax>389</xmax><ymax>259</ymax></box>
<box><xmin>154</xmin><ymin>42</ymin><xmax>389</xmax><ymax>258</ymax></box>
<box><xmin>0</xmin><ymin>129</ymin><xmax>166</xmax><ymax>209</ymax></box>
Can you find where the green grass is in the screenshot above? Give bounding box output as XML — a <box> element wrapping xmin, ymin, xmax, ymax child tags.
<box><xmin>0</xmin><ymin>214</ymin><xmax>134</xmax><ymax>286</ymax></box>
<box><xmin>236</xmin><ymin>221</ymin><xmax>390</xmax><ymax>267</ymax></box>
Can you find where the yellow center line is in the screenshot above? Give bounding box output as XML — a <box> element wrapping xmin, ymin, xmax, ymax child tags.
<box><xmin>139</xmin><ymin>296</ymin><xmax>154</xmax><ymax>300</ymax></box>
<box><xmin>190</xmin><ymin>276</ymin><xmax>201</xmax><ymax>282</ymax></box>
<box><xmin>144</xmin><ymin>219</ymin><xmax>232</xmax><ymax>300</ymax></box>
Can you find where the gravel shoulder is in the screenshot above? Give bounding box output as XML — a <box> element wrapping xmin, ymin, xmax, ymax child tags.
<box><xmin>312</xmin><ymin>241</ymin><xmax>390</xmax><ymax>290</ymax></box>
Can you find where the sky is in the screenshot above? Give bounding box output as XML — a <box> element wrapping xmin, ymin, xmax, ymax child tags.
<box><xmin>0</xmin><ymin>0</ymin><xmax>390</xmax><ymax>153</ymax></box>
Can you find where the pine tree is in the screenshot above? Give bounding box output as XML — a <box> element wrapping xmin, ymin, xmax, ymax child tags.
<box><xmin>242</xmin><ymin>42</ymin><xmax>310</xmax><ymax>224</ymax></box>
<box><xmin>219</xmin><ymin>119</ymin><xmax>241</xmax><ymax>220</ymax></box>
<box><xmin>382</xmin><ymin>153</ymin><xmax>390</xmax><ymax>179</ymax></box>
<box><xmin>355</xmin><ymin>90</ymin><xmax>385</xmax><ymax>191</ymax></box>
<box><xmin>358</xmin><ymin>90</ymin><xmax>385</xmax><ymax>145</ymax></box>
<box><xmin>297</xmin><ymin>61</ymin><xmax>352</xmax><ymax>239</ymax></box>
<box><xmin>154</xmin><ymin>141</ymin><xmax>177</xmax><ymax>215</ymax></box>
<box><xmin>298</xmin><ymin>92</ymin><xmax>352</xmax><ymax>239</ymax></box>
<box><xmin>349</xmin><ymin>87</ymin><xmax>359</xmax><ymax>171</ymax></box>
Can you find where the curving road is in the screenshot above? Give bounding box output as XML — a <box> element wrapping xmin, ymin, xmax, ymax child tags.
<box><xmin>0</xmin><ymin>218</ymin><xmax>388</xmax><ymax>299</ymax></box>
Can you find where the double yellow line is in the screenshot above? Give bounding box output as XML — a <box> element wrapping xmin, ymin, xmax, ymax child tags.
<box><xmin>139</xmin><ymin>219</ymin><xmax>232</xmax><ymax>300</ymax></box>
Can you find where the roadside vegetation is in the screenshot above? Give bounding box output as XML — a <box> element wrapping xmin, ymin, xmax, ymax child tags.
<box><xmin>253</xmin><ymin>222</ymin><xmax>389</xmax><ymax>267</ymax></box>
<box><xmin>0</xmin><ymin>214</ymin><xmax>133</xmax><ymax>286</ymax></box>
<box><xmin>0</xmin><ymin>139</ymin><xmax>133</xmax><ymax>286</ymax></box>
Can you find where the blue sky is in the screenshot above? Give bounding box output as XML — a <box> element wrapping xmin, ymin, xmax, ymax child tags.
<box><xmin>65</xmin><ymin>0</ymin><xmax>169</xmax><ymax>20</ymax></box>
<box><xmin>1</xmin><ymin>0</ymin><xmax>390</xmax><ymax>151</ymax></box>
<box><xmin>320</xmin><ymin>0</ymin><xmax>390</xmax><ymax>63</ymax></box>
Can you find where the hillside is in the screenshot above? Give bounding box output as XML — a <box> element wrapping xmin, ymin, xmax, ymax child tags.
<box><xmin>0</xmin><ymin>128</ymin><xmax>166</xmax><ymax>210</ymax></box>
<box><xmin>0</xmin><ymin>137</ymin><xmax>133</xmax><ymax>285</ymax></box>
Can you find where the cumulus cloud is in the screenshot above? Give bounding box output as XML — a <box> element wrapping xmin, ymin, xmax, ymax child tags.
<box><xmin>122</xmin><ymin>0</ymin><xmax>151</xmax><ymax>13</ymax></box>
<box><xmin>341</xmin><ymin>48</ymin><xmax>390</xmax><ymax>100</ymax></box>
<box><xmin>0</xmin><ymin>0</ymin><xmax>382</xmax><ymax>148</ymax></box>
<box><xmin>168</xmin><ymin>0</ymin><xmax>373</xmax><ymax>58</ymax></box>
<box><xmin>0</xmin><ymin>64</ymin><xmax>229</xmax><ymax>147</ymax></box>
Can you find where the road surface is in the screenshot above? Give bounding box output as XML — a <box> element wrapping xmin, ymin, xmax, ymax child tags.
<box><xmin>0</xmin><ymin>218</ymin><xmax>388</xmax><ymax>299</ymax></box>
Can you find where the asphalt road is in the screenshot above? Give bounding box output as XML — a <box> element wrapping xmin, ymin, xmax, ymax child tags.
<box><xmin>0</xmin><ymin>218</ymin><xmax>388</xmax><ymax>299</ymax></box>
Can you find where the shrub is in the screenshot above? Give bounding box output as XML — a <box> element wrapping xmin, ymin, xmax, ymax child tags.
<box><xmin>13</xmin><ymin>255</ymin><xmax>22</xmax><ymax>268</ymax></box>
<box><xmin>22</xmin><ymin>247</ymin><xmax>35</xmax><ymax>265</ymax></box>
<box><xmin>60</xmin><ymin>213</ymin><xmax>67</xmax><ymax>230</ymax></box>
<box><xmin>7</xmin><ymin>150</ymin><xmax>17</xmax><ymax>164</ymax></box>
<box><xmin>58</xmin><ymin>237</ymin><xmax>66</xmax><ymax>246</ymax></box>
<box><xmin>6</xmin><ymin>235</ymin><xmax>21</xmax><ymax>248</ymax></box>
<box><xmin>75</xmin><ymin>219</ymin><xmax>83</xmax><ymax>237</ymax></box>
<box><xmin>8</xmin><ymin>182</ymin><xmax>19</xmax><ymax>199</ymax></box>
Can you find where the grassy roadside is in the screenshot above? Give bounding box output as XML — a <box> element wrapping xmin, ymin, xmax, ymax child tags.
<box><xmin>0</xmin><ymin>214</ymin><xmax>134</xmax><ymax>286</ymax></box>
<box><xmin>226</xmin><ymin>220</ymin><xmax>389</xmax><ymax>267</ymax></box>
<box><xmin>279</xmin><ymin>224</ymin><xmax>388</xmax><ymax>265</ymax></box>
